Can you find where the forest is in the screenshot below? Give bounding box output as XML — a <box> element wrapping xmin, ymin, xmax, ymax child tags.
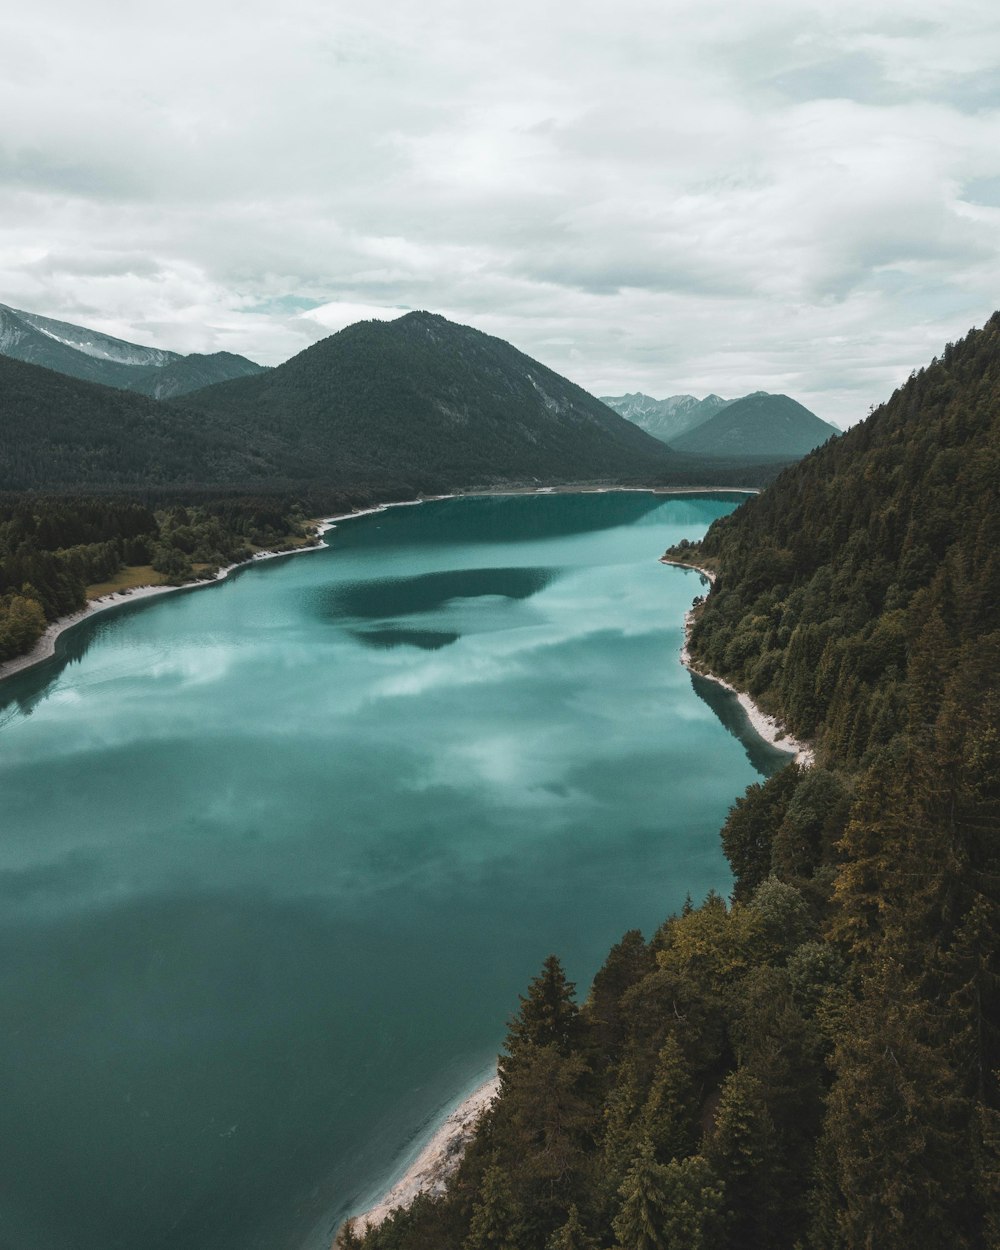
<box><xmin>340</xmin><ymin>314</ymin><xmax>1000</xmax><ymax>1249</ymax></box>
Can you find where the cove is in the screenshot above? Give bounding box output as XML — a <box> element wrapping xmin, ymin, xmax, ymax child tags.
<box><xmin>0</xmin><ymin>492</ymin><xmax>790</xmax><ymax>1250</ymax></box>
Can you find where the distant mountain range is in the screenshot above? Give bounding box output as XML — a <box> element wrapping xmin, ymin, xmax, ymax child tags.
<box><xmin>0</xmin><ymin>302</ymin><xmax>820</xmax><ymax>496</ymax></box>
<box><xmin>0</xmin><ymin>310</ymin><xmax>675</xmax><ymax>494</ymax></box>
<box><xmin>599</xmin><ymin>391</ymin><xmax>730</xmax><ymax>443</ymax></box>
<box><xmin>673</xmin><ymin>393</ymin><xmax>839</xmax><ymax>456</ymax></box>
<box><xmin>0</xmin><ymin>303</ymin><xmax>265</xmax><ymax>398</ymax></box>
<box><xmin>602</xmin><ymin>389</ymin><xmax>839</xmax><ymax>457</ymax></box>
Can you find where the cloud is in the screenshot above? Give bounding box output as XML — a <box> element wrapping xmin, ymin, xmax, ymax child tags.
<box><xmin>1</xmin><ymin>0</ymin><xmax>999</xmax><ymax>423</ymax></box>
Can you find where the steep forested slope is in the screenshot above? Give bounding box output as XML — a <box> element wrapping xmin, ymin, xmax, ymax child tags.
<box><xmin>678</xmin><ymin>317</ymin><xmax>1000</xmax><ymax>764</ymax></box>
<box><xmin>345</xmin><ymin>315</ymin><xmax>1000</xmax><ymax>1250</ymax></box>
<box><xmin>0</xmin><ymin>355</ymin><xmax>284</xmax><ymax>491</ymax></box>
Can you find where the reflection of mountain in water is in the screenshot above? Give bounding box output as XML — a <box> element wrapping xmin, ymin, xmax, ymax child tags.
<box><xmin>688</xmin><ymin>672</ymin><xmax>793</xmax><ymax>777</ymax></box>
<box><xmin>352</xmin><ymin>629</ymin><xmax>460</xmax><ymax>651</ymax></box>
<box><xmin>313</xmin><ymin>566</ymin><xmax>557</xmax><ymax>622</ymax></box>
<box><xmin>327</xmin><ymin>493</ymin><xmax>698</xmax><ymax>552</ymax></box>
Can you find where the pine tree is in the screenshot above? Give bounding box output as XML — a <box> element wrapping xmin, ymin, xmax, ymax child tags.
<box><xmin>657</xmin><ymin>1155</ymin><xmax>725</xmax><ymax>1250</ymax></box>
<box><xmin>587</xmin><ymin>931</ymin><xmax>654</xmax><ymax>1065</ymax></box>
<box><xmin>612</xmin><ymin>1137</ymin><xmax>672</xmax><ymax>1250</ymax></box>
<box><xmin>465</xmin><ymin>1164</ymin><xmax>518</xmax><ymax>1250</ymax></box>
<box><xmin>546</xmin><ymin>1204</ymin><xmax>598</xmax><ymax>1250</ymax></box>
<box><xmin>639</xmin><ymin>1037</ymin><xmax>697</xmax><ymax>1165</ymax></box>
<box><xmin>500</xmin><ymin>955</ymin><xmax>585</xmax><ymax>1086</ymax></box>
<box><xmin>705</xmin><ymin>1069</ymin><xmax>778</xmax><ymax>1250</ymax></box>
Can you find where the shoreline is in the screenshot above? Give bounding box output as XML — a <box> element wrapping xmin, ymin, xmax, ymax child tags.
<box><xmin>660</xmin><ymin>557</ymin><xmax>815</xmax><ymax>767</ymax></box>
<box><xmin>346</xmin><ymin>1074</ymin><xmax>499</xmax><ymax>1239</ymax></box>
<box><xmin>0</xmin><ymin>527</ymin><xmax>342</xmax><ymax>686</ymax></box>
<box><xmin>0</xmin><ymin>485</ymin><xmax>771</xmax><ymax>1242</ymax></box>
<box><xmin>0</xmin><ymin>486</ymin><xmax>756</xmax><ymax>689</ymax></box>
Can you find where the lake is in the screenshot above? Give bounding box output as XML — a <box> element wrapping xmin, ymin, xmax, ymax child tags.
<box><xmin>0</xmin><ymin>492</ymin><xmax>789</xmax><ymax>1250</ymax></box>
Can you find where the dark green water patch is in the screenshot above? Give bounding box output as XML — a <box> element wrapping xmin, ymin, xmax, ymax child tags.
<box><xmin>313</xmin><ymin>565</ymin><xmax>556</xmax><ymax>620</ymax></box>
<box><xmin>351</xmin><ymin>628</ymin><xmax>461</xmax><ymax>650</ymax></box>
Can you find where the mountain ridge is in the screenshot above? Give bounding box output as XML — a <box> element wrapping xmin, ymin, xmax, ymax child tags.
<box><xmin>671</xmin><ymin>392</ymin><xmax>839</xmax><ymax>457</ymax></box>
<box><xmin>603</xmin><ymin>388</ymin><xmax>838</xmax><ymax>458</ymax></box>
<box><xmin>0</xmin><ymin>303</ymin><xmax>265</xmax><ymax>398</ymax></box>
<box><xmin>600</xmin><ymin>391</ymin><xmax>731</xmax><ymax>443</ymax></box>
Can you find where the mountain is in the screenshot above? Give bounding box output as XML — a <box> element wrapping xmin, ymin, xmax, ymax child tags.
<box><xmin>600</xmin><ymin>391</ymin><xmax>730</xmax><ymax>443</ymax></box>
<box><xmin>0</xmin><ymin>312</ymin><xmax>674</xmax><ymax>494</ymax></box>
<box><xmin>669</xmin><ymin>391</ymin><xmax>839</xmax><ymax>456</ymax></box>
<box><xmin>0</xmin><ymin>354</ymin><xmax>284</xmax><ymax>491</ymax></box>
<box><xmin>0</xmin><ymin>303</ymin><xmax>265</xmax><ymax>397</ymax></box>
<box><xmin>128</xmin><ymin>351</ymin><xmax>266</xmax><ymax>399</ymax></box>
<box><xmin>183</xmin><ymin>311</ymin><xmax>675</xmax><ymax>488</ymax></box>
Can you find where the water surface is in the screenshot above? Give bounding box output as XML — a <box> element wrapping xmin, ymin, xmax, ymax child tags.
<box><xmin>0</xmin><ymin>492</ymin><xmax>787</xmax><ymax>1249</ymax></box>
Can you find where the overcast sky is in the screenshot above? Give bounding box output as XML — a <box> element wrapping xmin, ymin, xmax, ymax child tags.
<box><xmin>3</xmin><ymin>0</ymin><xmax>1000</xmax><ymax>427</ymax></box>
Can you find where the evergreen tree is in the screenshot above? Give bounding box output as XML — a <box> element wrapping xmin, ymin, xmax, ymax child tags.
<box><xmin>705</xmin><ymin>1069</ymin><xmax>778</xmax><ymax>1250</ymax></box>
<box><xmin>545</xmin><ymin>1204</ymin><xmax>598</xmax><ymax>1250</ymax></box>
<box><xmin>500</xmin><ymin>955</ymin><xmax>585</xmax><ymax>1086</ymax></box>
<box><xmin>656</xmin><ymin>1155</ymin><xmax>725</xmax><ymax>1250</ymax></box>
<box><xmin>465</xmin><ymin>1164</ymin><xmax>518</xmax><ymax>1250</ymax></box>
<box><xmin>612</xmin><ymin>1137</ymin><xmax>672</xmax><ymax>1250</ymax></box>
<box><xmin>639</xmin><ymin>1037</ymin><xmax>697</xmax><ymax>1165</ymax></box>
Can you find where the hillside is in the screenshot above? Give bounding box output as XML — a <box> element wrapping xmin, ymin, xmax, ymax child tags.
<box><xmin>669</xmin><ymin>392</ymin><xmax>839</xmax><ymax>457</ymax></box>
<box><xmin>0</xmin><ymin>303</ymin><xmax>264</xmax><ymax>397</ymax></box>
<box><xmin>599</xmin><ymin>392</ymin><xmax>729</xmax><ymax>443</ymax></box>
<box><xmin>128</xmin><ymin>351</ymin><xmax>266</xmax><ymax>399</ymax></box>
<box><xmin>0</xmin><ymin>354</ymin><xmax>283</xmax><ymax>491</ymax></box>
<box><xmin>0</xmin><ymin>315</ymin><xmax>785</xmax><ymax>499</ymax></box>
<box><xmin>344</xmin><ymin>315</ymin><xmax>1000</xmax><ymax>1250</ymax></box>
<box><xmin>184</xmin><ymin>311</ymin><xmax>675</xmax><ymax>488</ymax></box>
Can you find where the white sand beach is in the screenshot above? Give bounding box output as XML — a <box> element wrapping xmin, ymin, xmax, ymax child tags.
<box><xmin>662</xmin><ymin>557</ymin><xmax>815</xmax><ymax>767</ymax></box>
<box><xmin>349</xmin><ymin>1075</ymin><xmax>500</xmax><ymax>1238</ymax></box>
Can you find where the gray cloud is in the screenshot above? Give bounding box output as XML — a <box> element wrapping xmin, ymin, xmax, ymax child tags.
<box><xmin>1</xmin><ymin>0</ymin><xmax>999</xmax><ymax>426</ymax></box>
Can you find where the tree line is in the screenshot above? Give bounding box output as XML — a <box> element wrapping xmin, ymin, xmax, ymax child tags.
<box><xmin>0</xmin><ymin>495</ymin><xmax>314</xmax><ymax>663</ymax></box>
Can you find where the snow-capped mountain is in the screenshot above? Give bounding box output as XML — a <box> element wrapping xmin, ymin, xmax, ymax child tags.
<box><xmin>0</xmin><ymin>304</ymin><xmax>264</xmax><ymax>397</ymax></box>
<box><xmin>599</xmin><ymin>391</ymin><xmax>731</xmax><ymax>443</ymax></box>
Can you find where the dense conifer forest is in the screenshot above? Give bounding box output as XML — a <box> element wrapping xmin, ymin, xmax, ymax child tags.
<box><xmin>342</xmin><ymin>315</ymin><xmax>1000</xmax><ymax>1249</ymax></box>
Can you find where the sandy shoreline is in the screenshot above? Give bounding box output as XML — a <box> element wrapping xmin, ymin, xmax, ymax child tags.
<box><xmin>0</xmin><ymin>525</ymin><xmax>347</xmax><ymax>687</ymax></box>
<box><xmin>0</xmin><ymin>487</ymin><xmax>757</xmax><ymax>689</ymax></box>
<box><xmin>660</xmin><ymin>557</ymin><xmax>815</xmax><ymax>767</ymax></box>
<box><xmin>344</xmin><ymin>1074</ymin><xmax>499</xmax><ymax>1239</ymax></box>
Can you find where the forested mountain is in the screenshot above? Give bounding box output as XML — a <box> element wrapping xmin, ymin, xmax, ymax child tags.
<box><xmin>184</xmin><ymin>312</ymin><xmax>675</xmax><ymax>487</ymax></box>
<box><xmin>345</xmin><ymin>314</ymin><xmax>1000</xmax><ymax>1250</ymax></box>
<box><xmin>125</xmin><ymin>351</ymin><xmax>266</xmax><ymax>399</ymax></box>
<box><xmin>670</xmin><ymin>392</ymin><xmax>839</xmax><ymax>457</ymax></box>
<box><xmin>601</xmin><ymin>390</ymin><xmax>837</xmax><ymax>459</ymax></box>
<box><xmin>0</xmin><ymin>303</ymin><xmax>264</xmax><ymax>396</ymax></box>
<box><xmin>0</xmin><ymin>318</ymin><xmax>785</xmax><ymax>502</ymax></box>
<box><xmin>599</xmin><ymin>392</ymin><xmax>729</xmax><ymax>443</ymax></box>
<box><xmin>0</xmin><ymin>354</ymin><xmax>288</xmax><ymax>491</ymax></box>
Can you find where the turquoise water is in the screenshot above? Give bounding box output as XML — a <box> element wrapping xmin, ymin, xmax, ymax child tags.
<box><xmin>0</xmin><ymin>493</ymin><xmax>788</xmax><ymax>1250</ymax></box>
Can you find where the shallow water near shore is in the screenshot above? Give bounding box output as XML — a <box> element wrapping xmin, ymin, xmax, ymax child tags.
<box><xmin>0</xmin><ymin>493</ymin><xmax>789</xmax><ymax>1249</ymax></box>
